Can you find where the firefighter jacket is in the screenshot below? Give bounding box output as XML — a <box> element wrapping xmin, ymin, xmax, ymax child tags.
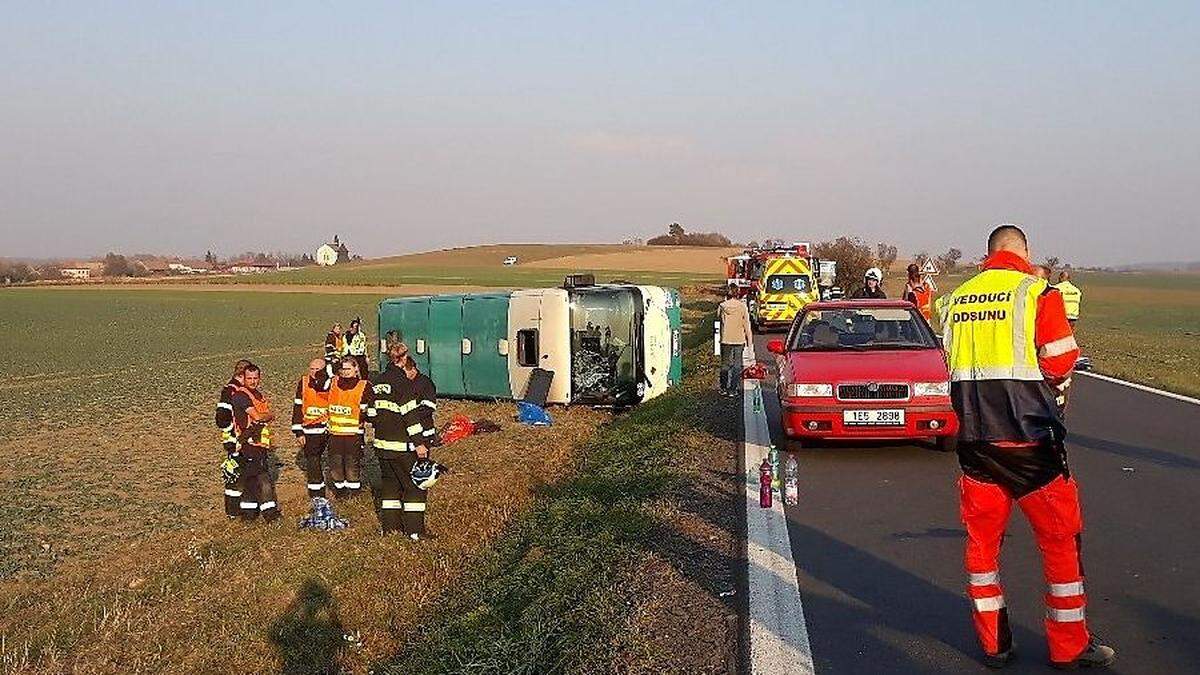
<box><xmin>327</xmin><ymin>377</ymin><xmax>373</xmax><ymax>436</ymax></box>
<box><xmin>291</xmin><ymin>366</ymin><xmax>332</xmax><ymax>436</ymax></box>
<box><xmin>945</xmin><ymin>251</ymin><xmax>1080</xmax><ymax>496</ymax></box>
<box><xmin>369</xmin><ymin>367</ymin><xmax>438</xmax><ymax>453</ymax></box>
<box><xmin>231</xmin><ymin>386</ymin><xmax>273</xmax><ymax>451</ymax></box>
<box><xmin>215</xmin><ymin>378</ymin><xmax>239</xmax><ymax>450</ymax></box>
<box><xmin>345</xmin><ymin>330</ymin><xmax>368</xmax><ymax>356</ymax></box>
<box><xmin>1054</xmin><ymin>280</ymin><xmax>1082</xmax><ymax>320</ymax></box>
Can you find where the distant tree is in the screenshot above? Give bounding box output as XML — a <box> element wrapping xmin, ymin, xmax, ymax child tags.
<box><xmin>745</xmin><ymin>240</ymin><xmax>759</xmax><ymax>249</ymax></box>
<box><xmin>913</xmin><ymin>250</ymin><xmax>930</xmax><ymax>267</ymax></box>
<box><xmin>102</xmin><ymin>252</ymin><xmax>134</xmax><ymax>277</ymax></box>
<box><xmin>668</xmin><ymin>222</ymin><xmax>685</xmax><ymax>238</ymax></box>
<box><xmin>1042</xmin><ymin>256</ymin><xmax>1061</xmax><ymax>274</ymax></box>
<box><xmin>204</xmin><ymin>250</ymin><xmax>217</xmax><ymax>265</ymax></box>
<box><xmin>647</xmin><ymin>222</ymin><xmax>732</xmax><ymax>247</ymax></box>
<box><xmin>936</xmin><ymin>248</ymin><xmax>964</xmax><ymax>273</ymax></box>
<box><xmin>814</xmin><ymin>237</ymin><xmax>875</xmax><ymax>288</ymax></box>
<box><xmin>876</xmin><ymin>243</ymin><xmax>899</xmax><ymax>271</ymax></box>
<box><xmin>0</xmin><ymin>261</ymin><xmax>38</xmax><ymax>283</ymax></box>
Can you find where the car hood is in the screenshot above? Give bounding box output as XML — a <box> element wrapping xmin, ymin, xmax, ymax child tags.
<box><xmin>783</xmin><ymin>348</ymin><xmax>949</xmax><ymax>383</ymax></box>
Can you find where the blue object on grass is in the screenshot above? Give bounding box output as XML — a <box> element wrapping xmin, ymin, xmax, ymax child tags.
<box><xmin>517</xmin><ymin>401</ymin><xmax>552</xmax><ymax>426</ymax></box>
<box><xmin>298</xmin><ymin>497</ymin><xmax>349</xmax><ymax>531</ymax></box>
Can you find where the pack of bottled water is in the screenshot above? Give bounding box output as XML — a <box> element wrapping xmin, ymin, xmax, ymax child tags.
<box><xmin>298</xmin><ymin>497</ymin><xmax>349</xmax><ymax>531</ymax></box>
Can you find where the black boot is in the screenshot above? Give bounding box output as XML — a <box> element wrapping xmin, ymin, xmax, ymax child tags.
<box><xmin>1052</xmin><ymin>636</ymin><xmax>1115</xmax><ymax>670</ymax></box>
<box><xmin>983</xmin><ymin>648</ymin><xmax>1015</xmax><ymax>669</ymax></box>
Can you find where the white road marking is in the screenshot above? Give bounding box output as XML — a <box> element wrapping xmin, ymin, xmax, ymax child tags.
<box><xmin>742</xmin><ymin>344</ymin><xmax>815</xmax><ymax>674</ymax></box>
<box><xmin>1077</xmin><ymin>371</ymin><xmax>1200</xmax><ymax>406</ymax></box>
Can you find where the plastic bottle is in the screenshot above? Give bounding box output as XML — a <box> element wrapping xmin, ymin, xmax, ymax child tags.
<box><xmin>759</xmin><ymin>457</ymin><xmax>773</xmax><ymax>508</ymax></box>
<box><xmin>769</xmin><ymin>444</ymin><xmax>780</xmax><ymax>490</ymax></box>
<box><xmin>785</xmin><ymin>454</ymin><xmax>799</xmax><ymax>506</ymax></box>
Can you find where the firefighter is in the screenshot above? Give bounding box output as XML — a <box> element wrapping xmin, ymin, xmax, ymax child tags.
<box><xmin>369</xmin><ymin>348</ymin><xmax>438</xmax><ymax>539</ymax></box>
<box><xmin>215</xmin><ymin>359</ymin><xmax>252</xmax><ymax>518</ymax></box>
<box><xmin>345</xmin><ymin>318</ymin><xmax>370</xmax><ymax>379</ymax></box>
<box><xmin>1055</xmin><ymin>271</ymin><xmax>1082</xmax><ymax>326</ymax></box>
<box><xmin>903</xmin><ymin>263</ymin><xmax>934</xmax><ymax>322</ymax></box>
<box><xmin>324</xmin><ymin>323</ymin><xmax>345</xmax><ymax>361</ymax></box>
<box><xmin>944</xmin><ymin>224</ymin><xmax>1113</xmax><ymax>669</ymax></box>
<box><xmin>852</xmin><ymin>267</ymin><xmax>887</xmax><ymax>299</ymax></box>
<box><xmin>326</xmin><ymin>356</ymin><xmax>373</xmax><ymax>499</ymax></box>
<box><xmin>292</xmin><ymin>357</ymin><xmax>333</xmax><ymax>498</ymax></box>
<box><xmin>230</xmin><ymin>363</ymin><xmax>280</xmax><ymax>522</ymax></box>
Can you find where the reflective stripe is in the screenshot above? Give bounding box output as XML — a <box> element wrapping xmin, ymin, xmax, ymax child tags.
<box><xmin>1012</xmin><ymin>276</ymin><xmax>1038</xmax><ymax>367</ymax></box>
<box><xmin>973</xmin><ymin>595</ymin><xmax>1006</xmax><ymax>612</ymax></box>
<box><xmin>293</xmin><ymin>398</ymin><xmax>303</xmax><ymax>405</ymax></box>
<box><xmin>333</xmin><ymin>481</ymin><xmax>347</xmax><ymax>489</ymax></box>
<box><xmin>374</xmin><ymin>438</ymin><xmax>409</xmax><ymax>451</ymax></box>
<box><xmin>1038</xmin><ymin>335</ymin><xmax>1079</xmax><ymax>358</ymax></box>
<box><xmin>406</xmin><ymin>423</ymin><xmax>424</xmax><ymax>435</ymax></box>
<box><xmin>302</xmin><ymin>426</ymin><xmax>327</xmax><ymax>435</ymax></box>
<box><xmin>307</xmin><ymin>483</ymin><xmax>326</xmax><ymax>491</ymax></box>
<box><xmin>969</xmin><ymin>571</ymin><xmax>999</xmax><ymax>586</ymax></box>
<box><xmin>329</xmin><ymin>425</ymin><xmax>363</xmax><ymax>434</ymax></box>
<box><xmin>366</xmin><ymin>409</ymin><xmax>377</xmax><ymax>417</ymax></box>
<box><xmin>259</xmin><ymin>501</ymin><xmax>277</xmax><ymax>511</ymax></box>
<box><xmin>403</xmin><ymin>502</ymin><xmax>427</xmax><ymax>512</ymax></box>
<box><xmin>950</xmin><ymin>365</ymin><xmax>1045</xmax><ymax>381</ymax></box>
<box><xmin>420</xmin><ymin>400</ymin><xmax>436</xmax><ymax>409</ymax></box>
<box><xmin>344</xmin><ymin>481</ymin><xmax>362</xmax><ymax>489</ymax></box>
<box><xmin>374</xmin><ymin>399</ymin><xmax>402</xmax><ymax>413</ymax></box>
<box><xmin>291</xmin><ymin>424</ymin><xmax>304</xmax><ymax>432</ymax></box>
<box><xmin>216</xmin><ymin>402</ymin><xmax>233</xmax><ymax>411</ymax></box>
<box><xmin>381</xmin><ymin>499</ymin><xmax>404</xmax><ymax>509</ymax></box>
<box><xmin>219</xmin><ymin>423</ymin><xmax>234</xmax><ymax>432</ymax></box>
<box><xmin>1046</xmin><ymin>606</ymin><xmax>1085</xmax><ymax>622</ymax></box>
<box><xmin>399</xmin><ymin>400</ymin><xmax>419</xmax><ymax>415</ymax></box>
<box><xmin>1048</xmin><ymin>581</ymin><xmax>1085</xmax><ymax>597</ymax></box>
<box><xmin>422</xmin><ymin>428</ymin><xmax>436</xmax><ymax>436</ymax></box>
<box><xmin>240</xmin><ymin>501</ymin><xmax>258</xmax><ymax>509</ymax></box>
<box><xmin>224</xmin><ymin>489</ymin><xmax>242</xmax><ymax>497</ymax></box>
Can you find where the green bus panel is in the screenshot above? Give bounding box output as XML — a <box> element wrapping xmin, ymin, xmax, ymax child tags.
<box><xmin>667</xmin><ymin>288</ymin><xmax>683</xmax><ymax>386</ymax></box>
<box><xmin>462</xmin><ymin>294</ymin><xmax>511</xmax><ymax>398</ymax></box>
<box><xmin>428</xmin><ymin>296</ymin><xmax>466</xmax><ymax>397</ymax></box>
<box><xmin>377</xmin><ymin>297</ymin><xmax>431</xmax><ymax>375</ymax></box>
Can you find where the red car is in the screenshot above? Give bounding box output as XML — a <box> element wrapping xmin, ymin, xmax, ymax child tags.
<box><xmin>767</xmin><ymin>299</ymin><xmax>959</xmax><ymax>450</ymax></box>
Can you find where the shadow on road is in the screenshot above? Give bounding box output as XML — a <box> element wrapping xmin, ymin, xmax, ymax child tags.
<box><xmin>1068</xmin><ymin>433</ymin><xmax>1200</xmax><ymax>470</ymax></box>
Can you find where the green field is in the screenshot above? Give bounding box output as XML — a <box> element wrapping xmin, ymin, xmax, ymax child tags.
<box><xmin>213</xmin><ymin>263</ymin><xmax>714</xmax><ymax>289</ymax></box>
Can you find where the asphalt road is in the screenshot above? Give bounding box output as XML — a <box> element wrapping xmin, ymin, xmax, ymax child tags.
<box><xmin>753</xmin><ymin>332</ymin><xmax>1200</xmax><ymax>674</ymax></box>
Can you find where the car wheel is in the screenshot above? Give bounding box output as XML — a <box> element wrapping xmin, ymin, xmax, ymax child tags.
<box><xmin>934</xmin><ymin>436</ymin><xmax>958</xmax><ymax>453</ymax></box>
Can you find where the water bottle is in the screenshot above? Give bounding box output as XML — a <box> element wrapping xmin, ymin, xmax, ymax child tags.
<box><xmin>769</xmin><ymin>444</ymin><xmax>780</xmax><ymax>490</ymax></box>
<box><xmin>785</xmin><ymin>455</ymin><xmax>799</xmax><ymax>506</ymax></box>
<box><xmin>759</xmin><ymin>457</ymin><xmax>773</xmax><ymax>508</ymax></box>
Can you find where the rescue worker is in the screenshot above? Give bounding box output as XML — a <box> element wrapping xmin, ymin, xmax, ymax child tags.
<box><xmin>716</xmin><ymin>285</ymin><xmax>753</xmax><ymax>397</ymax></box>
<box><xmin>1055</xmin><ymin>271</ymin><xmax>1082</xmax><ymax>326</ymax></box>
<box><xmin>369</xmin><ymin>347</ymin><xmax>439</xmax><ymax>539</ymax></box>
<box><xmin>326</xmin><ymin>356</ymin><xmax>373</xmax><ymax>499</ymax></box>
<box><xmin>345</xmin><ymin>318</ymin><xmax>370</xmax><ymax>380</ymax></box>
<box><xmin>230</xmin><ymin>363</ymin><xmax>280</xmax><ymax>522</ymax></box>
<box><xmin>944</xmin><ymin>224</ymin><xmax>1114</xmax><ymax>669</ymax></box>
<box><xmin>852</xmin><ymin>267</ymin><xmax>887</xmax><ymax>299</ymax></box>
<box><xmin>903</xmin><ymin>263</ymin><xmax>934</xmax><ymax>322</ymax></box>
<box><xmin>215</xmin><ymin>359</ymin><xmax>252</xmax><ymax>518</ymax></box>
<box><xmin>324</xmin><ymin>323</ymin><xmax>345</xmax><ymax>361</ymax></box>
<box><xmin>292</xmin><ymin>357</ymin><xmax>333</xmax><ymax>498</ymax></box>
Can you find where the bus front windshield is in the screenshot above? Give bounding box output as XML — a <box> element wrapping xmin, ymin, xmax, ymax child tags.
<box><xmin>569</xmin><ymin>289</ymin><xmax>639</xmax><ymax>403</ymax></box>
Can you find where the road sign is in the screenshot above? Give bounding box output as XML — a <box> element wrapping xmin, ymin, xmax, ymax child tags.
<box><xmin>920</xmin><ymin>259</ymin><xmax>940</xmax><ymax>276</ymax></box>
<box><xmin>923</xmin><ymin>275</ymin><xmax>938</xmax><ymax>292</ymax></box>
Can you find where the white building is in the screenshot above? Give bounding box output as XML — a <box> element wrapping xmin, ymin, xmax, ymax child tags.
<box><xmin>316</xmin><ymin>235</ymin><xmax>350</xmax><ymax>266</ymax></box>
<box><xmin>61</xmin><ymin>268</ymin><xmax>92</xmax><ymax>279</ymax></box>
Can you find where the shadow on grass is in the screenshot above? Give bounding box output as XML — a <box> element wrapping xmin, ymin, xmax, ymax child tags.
<box><xmin>269</xmin><ymin>578</ymin><xmax>345</xmax><ymax>674</ymax></box>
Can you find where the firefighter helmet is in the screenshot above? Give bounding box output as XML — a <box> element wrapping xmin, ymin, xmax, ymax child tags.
<box><xmin>411</xmin><ymin>459</ymin><xmax>448</xmax><ymax>490</ymax></box>
<box><xmin>865</xmin><ymin>267</ymin><xmax>883</xmax><ymax>282</ymax></box>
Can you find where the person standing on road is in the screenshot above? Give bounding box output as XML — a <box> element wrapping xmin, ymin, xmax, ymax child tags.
<box><xmin>852</xmin><ymin>268</ymin><xmax>887</xmax><ymax>299</ymax></box>
<box><xmin>345</xmin><ymin>318</ymin><xmax>370</xmax><ymax>380</ymax></box>
<box><xmin>216</xmin><ymin>359</ymin><xmax>252</xmax><ymax>518</ymax></box>
<box><xmin>944</xmin><ymin>224</ymin><xmax>1113</xmax><ymax>669</ymax></box>
<box><xmin>717</xmin><ymin>285</ymin><xmax>753</xmax><ymax>396</ymax></box>
<box><xmin>292</xmin><ymin>357</ymin><xmax>333</xmax><ymax>498</ymax></box>
<box><xmin>1055</xmin><ymin>271</ymin><xmax>1082</xmax><ymax>327</ymax></box>
<box><xmin>230</xmin><ymin>363</ymin><xmax>281</xmax><ymax>522</ymax></box>
<box><xmin>326</xmin><ymin>356</ymin><xmax>373</xmax><ymax>499</ymax></box>
<box><xmin>369</xmin><ymin>347</ymin><xmax>439</xmax><ymax>539</ymax></box>
<box><xmin>903</xmin><ymin>263</ymin><xmax>934</xmax><ymax>322</ymax></box>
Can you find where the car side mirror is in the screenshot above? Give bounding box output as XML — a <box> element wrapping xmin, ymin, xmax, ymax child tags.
<box><xmin>767</xmin><ymin>339</ymin><xmax>785</xmax><ymax>355</ymax></box>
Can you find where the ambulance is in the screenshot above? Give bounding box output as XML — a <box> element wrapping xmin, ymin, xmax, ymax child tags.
<box><xmin>748</xmin><ymin>243</ymin><xmax>822</xmax><ymax>332</ymax></box>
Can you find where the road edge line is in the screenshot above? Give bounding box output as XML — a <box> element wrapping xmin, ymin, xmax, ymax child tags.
<box><xmin>742</xmin><ymin>346</ymin><xmax>815</xmax><ymax>674</ymax></box>
<box><xmin>1077</xmin><ymin>371</ymin><xmax>1200</xmax><ymax>406</ymax></box>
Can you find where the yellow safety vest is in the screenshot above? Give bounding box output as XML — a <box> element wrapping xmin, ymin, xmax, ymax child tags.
<box><xmin>945</xmin><ymin>269</ymin><xmax>1047</xmax><ymax>382</ymax></box>
<box><xmin>1054</xmin><ymin>281</ymin><xmax>1081</xmax><ymax>320</ymax></box>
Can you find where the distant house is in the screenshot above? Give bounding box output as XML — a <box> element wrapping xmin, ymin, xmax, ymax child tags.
<box><xmin>61</xmin><ymin>268</ymin><xmax>92</xmax><ymax>280</ymax></box>
<box><xmin>316</xmin><ymin>235</ymin><xmax>351</xmax><ymax>266</ymax></box>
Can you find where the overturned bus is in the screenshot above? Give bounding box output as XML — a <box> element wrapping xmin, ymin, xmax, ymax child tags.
<box><xmin>376</xmin><ymin>281</ymin><xmax>682</xmax><ymax>406</ymax></box>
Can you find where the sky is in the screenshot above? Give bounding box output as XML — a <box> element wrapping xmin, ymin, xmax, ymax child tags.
<box><xmin>1</xmin><ymin>1</ymin><xmax>1197</xmax><ymax>266</ymax></box>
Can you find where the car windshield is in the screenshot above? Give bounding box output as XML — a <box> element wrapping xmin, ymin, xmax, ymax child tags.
<box><xmin>788</xmin><ymin>306</ymin><xmax>938</xmax><ymax>350</ymax></box>
<box><xmin>765</xmin><ymin>274</ymin><xmax>810</xmax><ymax>294</ymax></box>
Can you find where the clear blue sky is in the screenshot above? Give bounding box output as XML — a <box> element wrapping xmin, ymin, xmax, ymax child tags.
<box><xmin>2</xmin><ymin>1</ymin><xmax>1197</xmax><ymax>265</ymax></box>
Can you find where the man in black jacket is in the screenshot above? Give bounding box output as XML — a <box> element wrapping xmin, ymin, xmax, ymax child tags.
<box><xmin>216</xmin><ymin>359</ymin><xmax>251</xmax><ymax>518</ymax></box>
<box><xmin>369</xmin><ymin>345</ymin><xmax>438</xmax><ymax>539</ymax></box>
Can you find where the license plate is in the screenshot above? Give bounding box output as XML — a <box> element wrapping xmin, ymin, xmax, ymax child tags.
<box><xmin>843</xmin><ymin>409</ymin><xmax>905</xmax><ymax>426</ymax></box>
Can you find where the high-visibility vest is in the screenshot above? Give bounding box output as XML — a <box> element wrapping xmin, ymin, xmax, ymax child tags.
<box><xmin>1054</xmin><ymin>281</ymin><xmax>1081</xmax><ymax>320</ymax></box>
<box><xmin>298</xmin><ymin>376</ymin><xmax>329</xmax><ymax>429</ymax></box>
<box><xmin>346</xmin><ymin>331</ymin><xmax>367</xmax><ymax>356</ymax></box>
<box><xmin>945</xmin><ymin>269</ymin><xmax>1048</xmax><ymax>383</ymax></box>
<box><xmin>234</xmin><ymin>386</ymin><xmax>273</xmax><ymax>448</ymax></box>
<box><xmin>908</xmin><ymin>282</ymin><xmax>933</xmax><ymax>321</ymax></box>
<box><xmin>327</xmin><ymin>380</ymin><xmax>367</xmax><ymax>435</ymax></box>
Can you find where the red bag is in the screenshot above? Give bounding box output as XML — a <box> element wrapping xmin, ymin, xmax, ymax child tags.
<box><xmin>440</xmin><ymin>415</ymin><xmax>475</xmax><ymax>445</ymax></box>
<box><xmin>742</xmin><ymin>362</ymin><xmax>768</xmax><ymax>381</ymax></box>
